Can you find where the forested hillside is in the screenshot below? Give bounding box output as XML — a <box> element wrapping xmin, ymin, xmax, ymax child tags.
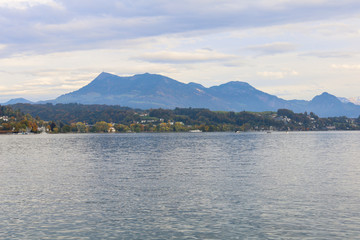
<box><xmin>8</xmin><ymin>103</ymin><xmax>360</xmax><ymax>133</ymax></box>
<box><xmin>0</xmin><ymin>105</ymin><xmax>40</xmax><ymax>133</ymax></box>
<box><xmin>11</xmin><ymin>103</ymin><xmax>139</xmax><ymax>124</ymax></box>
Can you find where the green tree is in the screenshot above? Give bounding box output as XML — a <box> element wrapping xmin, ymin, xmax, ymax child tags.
<box><xmin>76</xmin><ymin>122</ymin><xmax>87</xmax><ymax>133</ymax></box>
<box><xmin>174</xmin><ymin>122</ymin><xmax>186</xmax><ymax>132</ymax></box>
<box><xmin>277</xmin><ymin>109</ymin><xmax>295</xmax><ymax>118</ymax></box>
<box><xmin>94</xmin><ymin>121</ymin><xmax>110</xmax><ymax>133</ymax></box>
<box><xmin>114</xmin><ymin>124</ymin><xmax>129</xmax><ymax>133</ymax></box>
<box><xmin>61</xmin><ymin>125</ymin><xmax>71</xmax><ymax>133</ymax></box>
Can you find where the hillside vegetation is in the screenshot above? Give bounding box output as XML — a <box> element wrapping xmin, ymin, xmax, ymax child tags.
<box><xmin>6</xmin><ymin>103</ymin><xmax>360</xmax><ymax>133</ymax></box>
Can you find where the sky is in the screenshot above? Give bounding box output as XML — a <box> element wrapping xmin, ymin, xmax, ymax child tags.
<box><xmin>1</xmin><ymin>0</ymin><xmax>360</xmax><ymax>103</ymax></box>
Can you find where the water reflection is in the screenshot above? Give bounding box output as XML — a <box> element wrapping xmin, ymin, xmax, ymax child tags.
<box><xmin>1</xmin><ymin>132</ymin><xmax>360</xmax><ymax>238</ymax></box>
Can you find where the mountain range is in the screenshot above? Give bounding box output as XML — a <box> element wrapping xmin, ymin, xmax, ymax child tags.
<box><xmin>339</xmin><ymin>97</ymin><xmax>360</xmax><ymax>105</ymax></box>
<box><xmin>2</xmin><ymin>98</ymin><xmax>33</xmax><ymax>105</ymax></box>
<box><xmin>2</xmin><ymin>72</ymin><xmax>360</xmax><ymax>118</ymax></box>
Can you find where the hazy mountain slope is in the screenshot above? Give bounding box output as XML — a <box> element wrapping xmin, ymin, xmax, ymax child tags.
<box><xmin>208</xmin><ymin>81</ymin><xmax>294</xmax><ymax>112</ymax></box>
<box><xmin>55</xmin><ymin>72</ymin><xmax>225</xmax><ymax>109</ymax></box>
<box><xmin>2</xmin><ymin>98</ymin><xmax>33</xmax><ymax>105</ymax></box>
<box><xmin>47</xmin><ymin>72</ymin><xmax>360</xmax><ymax>117</ymax></box>
<box><xmin>307</xmin><ymin>92</ymin><xmax>360</xmax><ymax>117</ymax></box>
<box><xmin>339</xmin><ymin>96</ymin><xmax>360</xmax><ymax>105</ymax></box>
<box><xmin>55</xmin><ymin>72</ymin><xmax>290</xmax><ymax>111</ymax></box>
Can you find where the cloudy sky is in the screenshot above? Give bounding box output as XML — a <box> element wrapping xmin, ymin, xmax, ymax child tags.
<box><xmin>1</xmin><ymin>0</ymin><xmax>360</xmax><ymax>102</ymax></box>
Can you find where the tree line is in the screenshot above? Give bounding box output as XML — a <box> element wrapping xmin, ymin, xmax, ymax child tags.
<box><xmin>3</xmin><ymin>103</ymin><xmax>360</xmax><ymax>133</ymax></box>
<box><xmin>0</xmin><ymin>105</ymin><xmax>40</xmax><ymax>133</ymax></box>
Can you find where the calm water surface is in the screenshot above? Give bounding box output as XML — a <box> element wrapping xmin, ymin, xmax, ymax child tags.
<box><xmin>1</xmin><ymin>132</ymin><xmax>360</xmax><ymax>239</ymax></box>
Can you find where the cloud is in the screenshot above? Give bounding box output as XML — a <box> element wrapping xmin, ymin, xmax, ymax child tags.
<box><xmin>136</xmin><ymin>49</ymin><xmax>236</xmax><ymax>64</ymax></box>
<box><xmin>0</xmin><ymin>0</ymin><xmax>62</xmax><ymax>10</ymax></box>
<box><xmin>259</xmin><ymin>84</ymin><xmax>324</xmax><ymax>100</ymax></box>
<box><xmin>1</xmin><ymin>0</ymin><xmax>360</xmax><ymax>102</ymax></box>
<box><xmin>0</xmin><ymin>70</ymin><xmax>95</xmax><ymax>102</ymax></box>
<box><xmin>332</xmin><ymin>64</ymin><xmax>360</xmax><ymax>70</ymax></box>
<box><xmin>301</xmin><ymin>51</ymin><xmax>355</xmax><ymax>58</ymax></box>
<box><xmin>1</xmin><ymin>1</ymin><xmax>360</xmax><ymax>56</ymax></box>
<box><xmin>257</xmin><ymin>70</ymin><xmax>299</xmax><ymax>79</ymax></box>
<box><xmin>246</xmin><ymin>42</ymin><xmax>296</xmax><ymax>56</ymax></box>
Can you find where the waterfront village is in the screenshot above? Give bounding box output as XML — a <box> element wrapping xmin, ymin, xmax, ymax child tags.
<box><xmin>1</xmin><ymin>104</ymin><xmax>360</xmax><ymax>134</ymax></box>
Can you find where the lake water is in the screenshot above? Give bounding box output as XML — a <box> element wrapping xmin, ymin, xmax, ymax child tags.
<box><xmin>1</xmin><ymin>132</ymin><xmax>360</xmax><ymax>239</ymax></box>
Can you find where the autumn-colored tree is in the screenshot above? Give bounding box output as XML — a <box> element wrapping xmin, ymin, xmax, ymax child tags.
<box><xmin>114</xmin><ymin>124</ymin><xmax>129</xmax><ymax>133</ymax></box>
<box><xmin>173</xmin><ymin>122</ymin><xmax>188</xmax><ymax>132</ymax></box>
<box><xmin>30</xmin><ymin>122</ymin><xmax>38</xmax><ymax>133</ymax></box>
<box><xmin>130</xmin><ymin>123</ymin><xmax>144</xmax><ymax>133</ymax></box>
<box><xmin>94</xmin><ymin>121</ymin><xmax>110</xmax><ymax>132</ymax></box>
<box><xmin>159</xmin><ymin>122</ymin><xmax>169</xmax><ymax>132</ymax></box>
<box><xmin>76</xmin><ymin>122</ymin><xmax>87</xmax><ymax>133</ymax></box>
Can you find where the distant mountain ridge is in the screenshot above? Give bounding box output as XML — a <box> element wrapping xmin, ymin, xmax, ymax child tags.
<box><xmin>349</xmin><ymin>97</ymin><xmax>360</xmax><ymax>105</ymax></box>
<box><xmin>52</xmin><ymin>72</ymin><xmax>360</xmax><ymax>117</ymax></box>
<box><xmin>54</xmin><ymin>72</ymin><xmax>294</xmax><ymax>112</ymax></box>
<box><xmin>339</xmin><ymin>96</ymin><xmax>360</xmax><ymax>105</ymax></box>
<box><xmin>3</xmin><ymin>72</ymin><xmax>360</xmax><ymax>117</ymax></box>
<box><xmin>2</xmin><ymin>98</ymin><xmax>33</xmax><ymax>105</ymax></box>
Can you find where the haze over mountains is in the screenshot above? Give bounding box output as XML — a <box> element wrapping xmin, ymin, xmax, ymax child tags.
<box><xmin>339</xmin><ymin>97</ymin><xmax>360</xmax><ymax>105</ymax></box>
<box><xmin>2</xmin><ymin>72</ymin><xmax>360</xmax><ymax>117</ymax></box>
<box><xmin>2</xmin><ymin>98</ymin><xmax>33</xmax><ymax>105</ymax></box>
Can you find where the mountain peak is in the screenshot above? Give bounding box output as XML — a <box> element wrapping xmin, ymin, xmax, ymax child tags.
<box><xmin>218</xmin><ymin>81</ymin><xmax>253</xmax><ymax>88</ymax></box>
<box><xmin>188</xmin><ymin>82</ymin><xmax>205</xmax><ymax>89</ymax></box>
<box><xmin>134</xmin><ymin>72</ymin><xmax>150</xmax><ymax>77</ymax></box>
<box><xmin>133</xmin><ymin>72</ymin><xmax>162</xmax><ymax>78</ymax></box>
<box><xmin>320</xmin><ymin>92</ymin><xmax>331</xmax><ymax>97</ymax></box>
<box><xmin>50</xmin><ymin>72</ymin><xmax>360</xmax><ymax>117</ymax></box>
<box><xmin>93</xmin><ymin>72</ymin><xmax>118</xmax><ymax>81</ymax></box>
<box><xmin>311</xmin><ymin>92</ymin><xmax>340</xmax><ymax>103</ymax></box>
<box><xmin>211</xmin><ymin>81</ymin><xmax>255</xmax><ymax>92</ymax></box>
<box><xmin>98</xmin><ymin>71</ymin><xmax>113</xmax><ymax>77</ymax></box>
<box><xmin>2</xmin><ymin>98</ymin><xmax>33</xmax><ymax>105</ymax></box>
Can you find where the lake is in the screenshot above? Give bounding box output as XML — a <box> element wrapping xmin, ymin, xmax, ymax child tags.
<box><xmin>1</xmin><ymin>132</ymin><xmax>360</xmax><ymax>239</ymax></box>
